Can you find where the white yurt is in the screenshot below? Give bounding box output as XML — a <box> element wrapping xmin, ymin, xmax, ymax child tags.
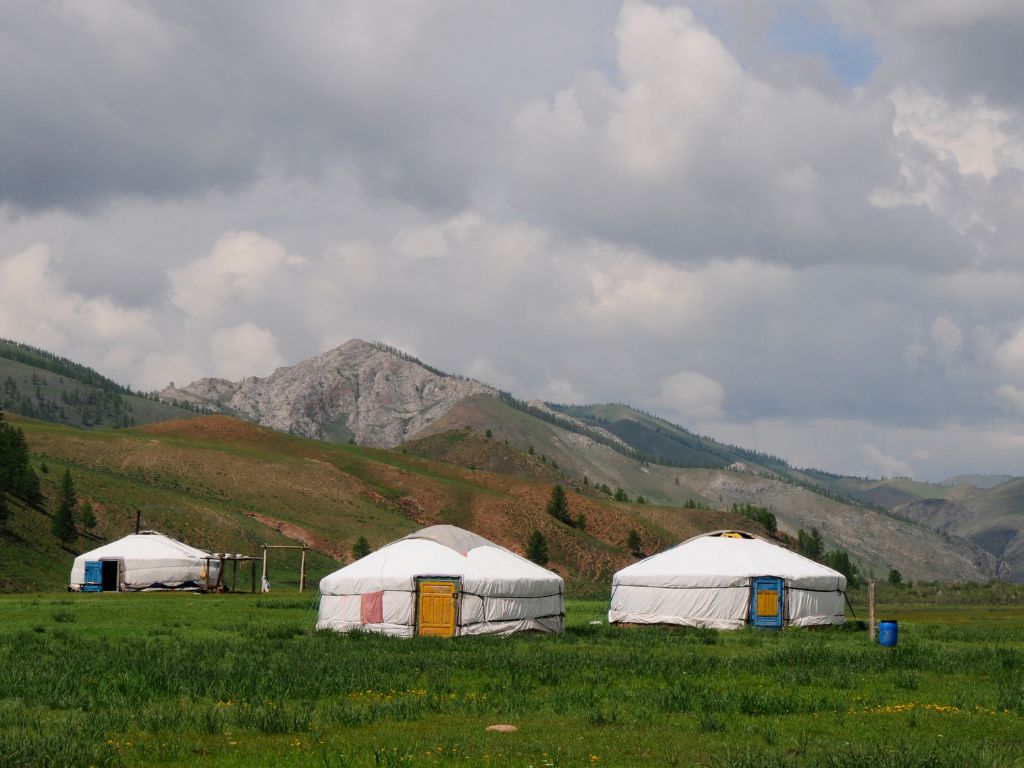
<box><xmin>609</xmin><ymin>530</ymin><xmax>846</xmax><ymax>630</ymax></box>
<box><xmin>317</xmin><ymin>525</ymin><xmax>564</xmax><ymax>637</ymax></box>
<box><xmin>69</xmin><ymin>531</ymin><xmax>222</xmax><ymax>592</ymax></box>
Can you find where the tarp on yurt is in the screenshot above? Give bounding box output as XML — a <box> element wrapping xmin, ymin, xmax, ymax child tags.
<box><xmin>609</xmin><ymin>530</ymin><xmax>846</xmax><ymax>629</ymax></box>
<box><xmin>69</xmin><ymin>531</ymin><xmax>221</xmax><ymax>592</ymax></box>
<box><xmin>317</xmin><ymin>525</ymin><xmax>564</xmax><ymax>637</ymax></box>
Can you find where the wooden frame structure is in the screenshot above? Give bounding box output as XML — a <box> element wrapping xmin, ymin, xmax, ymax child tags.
<box><xmin>261</xmin><ymin>544</ymin><xmax>310</xmax><ymax>593</ymax></box>
<box><xmin>202</xmin><ymin>553</ymin><xmax>263</xmax><ymax>593</ymax></box>
<box><xmin>197</xmin><ymin>544</ymin><xmax>310</xmax><ymax>593</ymax></box>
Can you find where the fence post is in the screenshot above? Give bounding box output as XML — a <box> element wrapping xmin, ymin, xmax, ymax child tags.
<box><xmin>868</xmin><ymin>580</ymin><xmax>876</xmax><ymax>643</ymax></box>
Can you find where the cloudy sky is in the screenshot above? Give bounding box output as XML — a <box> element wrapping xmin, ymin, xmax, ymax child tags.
<box><xmin>2</xmin><ymin>1</ymin><xmax>1023</xmax><ymax>481</ymax></box>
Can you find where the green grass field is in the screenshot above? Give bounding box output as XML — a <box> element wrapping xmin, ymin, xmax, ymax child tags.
<box><xmin>1</xmin><ymin>595</ymin><xmax>1022</xmax><ymax>767</ymax></box>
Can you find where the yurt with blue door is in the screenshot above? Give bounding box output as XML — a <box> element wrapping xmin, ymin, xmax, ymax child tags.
<box><xmin>317</xmin><ymin>525</ymin><xmax>564</xmax><ymax>637</ymax></box>
<box><xmin>69</xmin><ymin>531</ymin><xmax>221</xmax><ymax>592</ymax></box>
<box><xmin>608</xmin><ymin>530</ymin><xmax>846</xmax><ymax>629</ymax></box>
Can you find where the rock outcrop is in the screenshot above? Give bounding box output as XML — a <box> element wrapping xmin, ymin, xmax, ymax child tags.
<box><xmin>161</xmin><ymin>340</ymin><xmax>494</xmax><ymax>447</ymax></box>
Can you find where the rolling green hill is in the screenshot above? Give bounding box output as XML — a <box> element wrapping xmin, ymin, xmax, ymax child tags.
<box><xmin>410</xmin><ymin>395</ymin><xmax>1003</xmax><ymax>582</ymax></box>
<box><xmin>0</xmin><ymin>339</ymin><xmax>197</xmax><ymax>429</ymax></box>
<box><xmin>553</xmin><ymin>403</ymin><xmax>773</xmax><ymax>470</ymax></box>
<box><xmin>0</xmin><ymin>339</ymin><xmax>1013</xmax><ymax>588</ymax></box>
<box><xmin>1</xmin><ymin>413</ymin><xmax>771</xmax><ymax>592</ymax></box>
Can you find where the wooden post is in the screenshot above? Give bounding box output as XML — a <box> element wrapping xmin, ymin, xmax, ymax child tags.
<box><xmin>232</xmin><ymin>558</ymin><xmax>238</xmax><ymax>592</ymax></box>
<box><xmin>261</xmin><ymin>545</ymin><xmax>268</xmax><ymax>592</ymax></box>
<box><xmin>869</xmin><ymin>580</ymin><xmax>876</xmax><ymax>643</ymax></box>
<box><xmin>299</xmin><ymin>546</ymin><xmax>307</xmax><ymax>593</ymax></box>
<box><xmin>250</xmin><ymin>558</ymin><xmax>256</xmax><ymax>594</ymax></box>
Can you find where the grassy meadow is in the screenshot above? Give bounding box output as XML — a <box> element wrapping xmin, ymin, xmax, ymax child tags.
<box><xmin>1</xmin><ymin>594</ymin><xmax>1022</xmax><ymax>767</ymax></box>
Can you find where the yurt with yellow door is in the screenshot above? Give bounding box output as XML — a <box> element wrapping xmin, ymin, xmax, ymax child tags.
<box><xmin>317</xmin><ymin>525</ymin><xmax>564</xmax><ymax>637</ymax></box>
<box><xmin>608</xmin><ymin>531</ymin><xmax>846</xmax><ymax>630</ymax></box>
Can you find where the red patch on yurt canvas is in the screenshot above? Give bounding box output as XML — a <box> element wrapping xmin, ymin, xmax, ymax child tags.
<box><xmin>360</xmin><ymin>590</ymin><xmax>384</xmax><ymax>624</ymax></box>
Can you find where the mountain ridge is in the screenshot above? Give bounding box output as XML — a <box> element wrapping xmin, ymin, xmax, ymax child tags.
<box><xmin>1</xmin><ymin>336</ymin><xmax>1015</xmax><ymax>583</ymax></box>
<box><xmin>161</xmin><ymin>340</ymin><xmax>493</xmax><ymax>447</ymax></box>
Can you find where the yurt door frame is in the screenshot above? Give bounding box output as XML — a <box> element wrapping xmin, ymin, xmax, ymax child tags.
<box><xmin>99</xmin><ymin>558</ymin><xmax>122</xmax><ymax>592</ymax></box>
<box><xmin>749</xmin><ymin>576</ymin><xmax>784</xmax><ymax>629</ymax></box>
<box><xmin>414</xmin><ymin>576</ymin><xmax>461</xmax><ymax>637</ymax></box>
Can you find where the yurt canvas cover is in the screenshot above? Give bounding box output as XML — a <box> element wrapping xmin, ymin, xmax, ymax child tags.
<box><xmin>69</xmin><ymin>531</ymin><xmax>221</xmax><ymax>592</ymax></box>
<box><xmin>609</xmin><ymin>531</ymin><xmax>846</xmax><ymax>629</ymax></box>
<box><xmin>318</xmin><ymin>525</ymin><xmax>564</xmax><ymax>637</ymax></box>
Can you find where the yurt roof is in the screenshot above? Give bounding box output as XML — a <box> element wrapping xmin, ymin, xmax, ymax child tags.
<box><xmin>320</xmin><ymin>524</ymin><xmax>562</xmax><ymax>598</ymax></box>
<box><xmin>613</xmin><ymin>530</ymin><xmax>846</xmax><ymax>591</ymax></box>
<box><xmin>74</xmin><ymin>531</ymin><xmax>212</xmax><ymax>563</ymax></box>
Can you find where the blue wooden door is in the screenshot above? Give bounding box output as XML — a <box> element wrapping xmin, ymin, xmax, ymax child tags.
<box><xmin>750</xmin><ymin>577</ymin><xmax>784</xmax><ymax>629</ymax></box>
<box><xmin>83</xmin><ymin>561</ymin><xmax>103</xmax><ymax>592</ymax></box>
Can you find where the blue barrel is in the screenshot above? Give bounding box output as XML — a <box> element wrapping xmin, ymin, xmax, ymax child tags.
<box><xmin>879</xmin><ymin>620</ymin><xmax>898</xmax><ymax>646</ymax></box>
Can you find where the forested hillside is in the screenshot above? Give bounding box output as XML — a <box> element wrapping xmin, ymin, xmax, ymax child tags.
<box><xmin>0</xmin><ymin>339</ymin><xmax>197</xmax><ymax>429</ymax></box>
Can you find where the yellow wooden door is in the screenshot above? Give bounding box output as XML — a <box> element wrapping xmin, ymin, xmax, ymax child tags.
<box><xmin>417</xmin><ymin>580</ymin><xmax>457</xmax><ymax>637</ymax></box>
<box><xmin>756</xmin><ymin>589</ymin><xmax>779</xmax><ymax>617</ymax></box>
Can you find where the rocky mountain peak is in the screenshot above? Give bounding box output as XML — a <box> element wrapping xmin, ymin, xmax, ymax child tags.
<box><xmin>161</xmin><ymin>339</ymin><xmax>495</xmax><ymax>447</ymax></box>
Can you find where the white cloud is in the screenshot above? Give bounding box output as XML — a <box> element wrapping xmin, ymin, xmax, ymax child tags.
<box><xmin>510</xmin><ymin>2</ymin><xmax>929</xmax><ymax>267</ymax></box>
<box><xmin>465</xmin><ymin>357</ymin><xmax>517</xmax><ymax>392</ymax></box>
<box><xmin>0</xmin><ymin>243</ymin><xmax>154</xmax><ymax>352</ymax></box>
<box><xmin>930</xmin><ymin>316</ymin><xmax>964</xmax><ymax>363</ymax></box>
<box><xmin>540</xmin><ymin>377</ymin><xmax>585</xmax><ymax>404</ymax></box>
<box><xmin>136</xmin><ymin>352</ymin><xmax>205</xmax><ymax>393</ymax></box>
<box><xmin>863</xmin><ymin>443</ymin><xmax>914</xmax><ymax>478</ymax></box>
<box><xmin>208</xmin><ymin>323</ymin><xmax>286</xmax><ymax>381</ymax></box>
<box><xmin>706</xmin><ymin>417</ymin><xmax>1024</xmax><ymax>482</ymax></box>
<box><xmin>394</xmin><ymin>212</ymin><xmax>483</xmax><ymax>260</ymax></box>
<box><xmin>889</xmin><ymin>88</ymin><xmax>1024</xmax><ymax>179</ymax></box>
<box><xmin>169</xmin><ymin>231</ymin><xmax>305</xmax><ymax>320</ymax></box>
<box><xmin>993</xmin><ymin>384</ymin><xmax>1024</xmax><ymax>416</ymax></box>
<box><xmin>655</xmin><ymin>370</ymin><xmax>726</xmax><ymax>422</ymax></box>
<box><xmin>995</xmin><ymin>326</ymin><xmax>1024</xmax><ymax>383</ymax></box>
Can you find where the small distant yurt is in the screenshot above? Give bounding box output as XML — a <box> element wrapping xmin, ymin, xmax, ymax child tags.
<box><xmin>69</xmin><ymin>531</ymin><xmax>222</xmax><ymax>592</ymax></box>
<box><xmin>609</xmin><ymin>531</ymin><xmax>846</xmax><ymax>630</ymax></box>
<box><xmin>317</xmin><ymin>525</ymin><xmax>564</xmax><ymax>637</ymax></box>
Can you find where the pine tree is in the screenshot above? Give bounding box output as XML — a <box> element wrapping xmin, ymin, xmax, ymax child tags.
<box><xmin>626</xmin><ymin>529</ymin><xmax>643</xmax><ymax>557</ymax></box>
<box><xmin>546</xmin><ymin>484</ymin><xmax>572</xmax><ymax>525</ymax></box>
<box><xmin>0</xmin><ymin>412</ymin><xmax>43</xmax><ymax>508</ymax></box>
<box><xmin>351</xmin><ymin>536</ymin><xmax>371</xmax><ymax>560</ymax></box>
<box><xmin>0</xmin><ymin>491</ymin><xmax>8</xmax><ymax>531</ymax></box>
<box><xmin>52</xmin><ymin>468</ymin><xmax>78</xmax><ymax>545</ymax></box>
<box><xmin>526</xmin><ymin>530</ymin><xmax>549</xmax><ymax>566</ymax></box>
<box><xmin>79</xmin><ymin>500</ymin><xmax>97</xmax><ymax>534</ymax></box>
<box><xmin>797</xmin><ymin>527</ymin><xmax>824</xmax><ymax>560</ymax></box>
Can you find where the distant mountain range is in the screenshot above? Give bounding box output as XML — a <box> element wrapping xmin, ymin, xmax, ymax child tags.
<box><xmin>1</xmin><ymin>337</ymin><xmax>1020</xmax><ymax>584</ymax></box>
<box><xmin>942</xmin><ymin>474</ymin><xmax>1018</xmax><ymax>490</ymax></box>
<box><xmin>155</xmin><ymin>339</ymin><xmax>1020</xmax><ymax>583</ymax></box>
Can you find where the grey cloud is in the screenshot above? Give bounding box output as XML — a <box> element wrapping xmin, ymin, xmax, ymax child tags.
<box><xmin>828</xmin><ymin>1</ymin><xmax>1024</xmax><ymax>107</ymax></box>
<box><xmin>0</xmin><ymin>1</ymin><xmax>618</xmax><ymax>214</ymax></box>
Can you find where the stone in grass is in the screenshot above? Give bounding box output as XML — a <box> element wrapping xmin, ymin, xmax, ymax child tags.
<box><xmin>485</xmin><ymin>724</ymin><xmax>518</xmax><ymax>733</ymax></box>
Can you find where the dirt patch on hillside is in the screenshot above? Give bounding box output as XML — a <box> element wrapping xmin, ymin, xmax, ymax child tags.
<box><xmin>402</xmin><ymin>428</ymin><xmax>564</xmax><ymax>483</ymax></box>
<box><xmin>137</xmin><ymin>415</ymin><xmax>281</xmax><ymax>443</ymax></box>
<box><xmin>245</xmin><ymin>511</ymin><xmax>346</xmax><ymax>560</ymax></box>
